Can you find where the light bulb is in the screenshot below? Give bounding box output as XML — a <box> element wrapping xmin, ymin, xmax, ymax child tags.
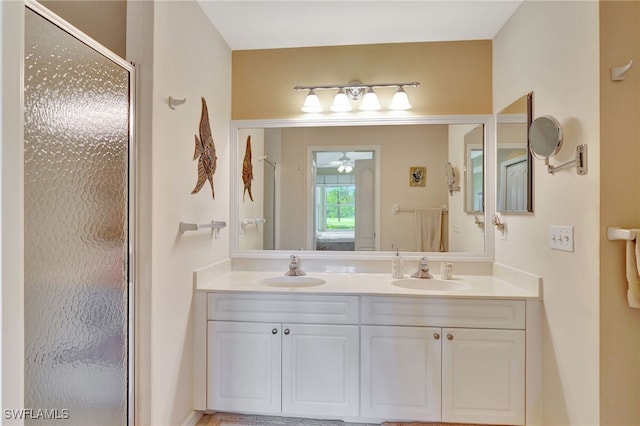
<box><xmin>301</xmin><ymin>89</ymin><xmax>323</xmax><ymax>113</ymax></box>
<box><xmin>389</xmin><ymin>87</ymin><xmax>412</xmax><ymax>110</ymax></box>
<box><xmin>359</xmin><ymin>87</ymin><xmax>381</xmax><ymax>111</ymax></box>
<box><xmin>330</xmin><ymin>88</ymin><xmax>352</xmax><ymax>112</ymax></box>
<box><xmin>344</xmin><ymin>165</ymin><xmax>353</xmax><ymax>173</ymax></box>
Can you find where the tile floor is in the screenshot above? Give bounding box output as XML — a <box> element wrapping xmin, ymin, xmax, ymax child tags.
<box><xmin>197</xmin><ymin>412</ymin><xmax>486</xmax><ymax>426</ymax></box>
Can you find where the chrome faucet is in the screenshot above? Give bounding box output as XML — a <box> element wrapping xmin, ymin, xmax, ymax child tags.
<box><xmin>411</xmin><ymin>257</ymin><xmax>433</xmax><ymax>279</ymax></box>
<box><xmin>285</xmin><ymin>255</ymin><xmax>306</xmax><ymax>276</ymax></box>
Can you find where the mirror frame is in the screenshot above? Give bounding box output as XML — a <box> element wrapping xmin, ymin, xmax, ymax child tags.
<box><xmin>230</xmin><ymin>115</ymin><xmax>495</xmax><ymax>262</ymax></box>
<box><xmin>496</xmin><ymin>92</ymin><xmax>534</xmax><ymax>214</ymax></box>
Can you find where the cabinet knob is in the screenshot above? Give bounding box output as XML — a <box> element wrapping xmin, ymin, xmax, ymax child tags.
<box><xmin>272</xmin><ymin>328</ymin><xmax>278</xmax><ymax>335</ymax></box>
<box><xmin>284</xmin><ymin>329</ymin><xmax>290</xmax><ymax>335</ymax></box>
<box><xmin>447</xmin><ymin>334</ymin><xmax>454</xmax><ymax>341</ymax></box>
<box><xmin>434</xmin><ymin>332</ymin><xmax>440</xmax><ymax>340</ymax></box>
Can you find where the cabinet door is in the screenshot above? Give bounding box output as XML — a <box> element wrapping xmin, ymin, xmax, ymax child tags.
<box><xmin>360</xmin><ymin>325</ymin><xmax>442</xmax><ymax>421</ymax></box>
<box><xmin>281</xmin><ymin>324</ymin><xmax>359</xmax><ymax>418</ymax></box>
<box><xmin>442</xmin><ymin>328</ymin><xmax>525</xmax><ymax>425</ymax></box>
<box><xmin>207</xmin><ymin>321</ymin><xmax>282</xmax><ymax>414</ymax></box>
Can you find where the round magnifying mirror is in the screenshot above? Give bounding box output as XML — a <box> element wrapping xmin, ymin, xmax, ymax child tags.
<box><xmin>529</xmin><ymin>115</ymin><xmax>563</xmax><ymax>159</ymax></box>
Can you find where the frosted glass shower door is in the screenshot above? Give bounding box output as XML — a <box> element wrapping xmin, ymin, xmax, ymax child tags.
<box><xmin>24</xmin><ymin>5</ymin><xmax>133</xmax><ymax>425</ymax></box>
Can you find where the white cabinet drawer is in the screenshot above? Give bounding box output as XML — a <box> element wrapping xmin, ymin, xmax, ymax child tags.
<box><xmin>208</xmin><ymin>293</ymin><xmax>359</xmax><ymax>324</ymax></box>
<box><xmin>361</xmin><ymin>296</ymin><xmax>525</xmax><ymax>329</ymax></box>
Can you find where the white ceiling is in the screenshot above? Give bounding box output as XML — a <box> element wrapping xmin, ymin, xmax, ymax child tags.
<box><xmin>197</xmin><ymin>1</ymin><xmax>523</xmax><ymax>51</ymax></box>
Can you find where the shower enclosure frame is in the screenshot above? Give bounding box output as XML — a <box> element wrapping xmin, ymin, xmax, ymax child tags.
<box><xmin>262</xmin><ymin>156</ymin><xmax>278</xmax><ymax>250</ymax></box>
<box><xmin>23</xmin><ymin>1</ymin><xmax>137</xmax><ymax>423</ymax></box>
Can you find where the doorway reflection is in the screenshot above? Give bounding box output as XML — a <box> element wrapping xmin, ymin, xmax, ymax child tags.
<box><xmin>313</xmin><ymin>150</ymin><xmax>375</xmax><ymax>251</ymax></box>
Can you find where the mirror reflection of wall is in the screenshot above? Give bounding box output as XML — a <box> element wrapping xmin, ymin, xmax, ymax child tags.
<box><xmin>496</xmin><ymin>92</ymin><xmax>533</xmax><ymax>213</ymax></box>
<box><xmin>235</xmin><ymin>122</ymin><xmax>487</xmax><ymax>254</ymax></box>
<box><xmin>463</xmin><ymin>124</ymin><xmax>484</xmax><ymax>214</ymax></box>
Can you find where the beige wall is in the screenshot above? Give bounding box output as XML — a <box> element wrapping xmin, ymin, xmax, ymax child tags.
<box><xmin>232</xmin><ymin>41</ymin><xmax>492</xmax><ymax>119</ymax></box>
<box><xmin>599</xmin><ymin>2</ymin><xmax>640</xmax><ymax>425</ymax></box>
<box><xmin>448</xmin><ymin>124</ymin><xmax>485</xmax><ymax>254</ymax></box>
<box><xmin>127</xmin><ymin>1</ymin><xmax>231</xmax><ymax>425</ymax></box>
<box><xmin>40</xmin><ymin>0</ymin><xmax>126</xmax><ymax>57</ymax></box>
<box><xmin>493</xmin><ymin>1</ymin><xmax>601</xmax><ymax>425</ymax></box>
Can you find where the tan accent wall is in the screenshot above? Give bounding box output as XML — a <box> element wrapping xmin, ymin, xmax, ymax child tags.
<box><xmin>40</xmin><ymin>0</ymin><xmax>126</xmax><ymax>58</ymax></box>
<box><xmin>232</xmin><ymin>41</ymin><xmax>492</xmax><ymax>119</ymax></box>
<box><xmin>599</xmin><ymin>2</ymin><xmax>640</xmax><ymax>425</ymax></box>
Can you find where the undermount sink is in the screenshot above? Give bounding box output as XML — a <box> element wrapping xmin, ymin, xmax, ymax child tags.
<box><xmin>391</xmin><ymin>278</ymin><xmax>470</xmax><ymax>292</ymax></box>
<box><xmin>256</xmin><ymin>276</ymin><xmax>327</xmax><ymax>288</ymax></box>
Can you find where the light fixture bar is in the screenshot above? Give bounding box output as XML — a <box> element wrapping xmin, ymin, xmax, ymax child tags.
<box><xmin>296</xmin><ymin>81</ymin><xmax>420</xmax><ymax>113</ymax></box>
<box><xmin>294</xmin><ymin>81</ymin><xmax>420</xmax><ymax>92</ymax></box>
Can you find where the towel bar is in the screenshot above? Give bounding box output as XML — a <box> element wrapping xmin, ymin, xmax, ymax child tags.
<box><xmin>607</xmin><ymin>227</ymin><xmax>636</xmax><ymax>241</ymax></box>
<box><xmin>241</xmin><ymin>218</ymin><xmax>267</xmax><ymax>230</ymax></box>
<box><xmin>392</xmin><ymin>204</ymin><xmax>449</xmax><ymax>215</ymax></box>
<box><xmin>180</xmin><ymin>220</ymin><xmax>227</xmax><ymax>238</ymax></box>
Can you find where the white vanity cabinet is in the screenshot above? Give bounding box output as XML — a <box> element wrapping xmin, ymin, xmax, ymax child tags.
<box><xmin>195</xmin><ymin>289</ymin><xmax>539</xmax><ymax>426</ymax></box>
<box><xmin>360</xmin><ymin>325</ymin><xmax>443</xmax><ymax>421</ymax></box>
<box><xmin>205</xmin><ymin>293</ymin><xmax>360</xmax><ymax>418</ymax></box>
<box><xmin>208</xmin><ymin>320</ymin><xmax>282</xmax><ymax>414</ymax></box>
<box><xmin>441</xmin><ymin>327</ymin><xmax>525</xmax><ymax>425</ymax></box>
<box><xmin>360</xmin><ymin>296</ymin><xmax>526</xmax><ymax>426</ymax></box>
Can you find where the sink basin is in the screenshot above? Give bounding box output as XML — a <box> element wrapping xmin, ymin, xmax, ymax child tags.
<box><xmin>391</xmin><ymin>278</ymin><xmax>470</xmax><ymax>292</ymax></box>
<box><xmin>256</xmin><ymin>276</ymin><xmax>326</xmax><ymax>288</ymax></box>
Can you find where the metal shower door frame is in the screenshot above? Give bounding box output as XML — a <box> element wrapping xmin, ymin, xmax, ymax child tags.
<box><xmin>23</xmin><ymin>1</ymin><xmax>136</xmax><ymax>423</ymax></box>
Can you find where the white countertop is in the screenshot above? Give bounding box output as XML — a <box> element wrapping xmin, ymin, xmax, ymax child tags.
<box><xmin>195</xmin><ymin>269</ymin><xmax>540</xmax><ymax>300</ymax></box>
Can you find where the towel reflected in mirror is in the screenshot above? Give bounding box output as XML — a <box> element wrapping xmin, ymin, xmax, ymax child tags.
<box><xmin>414</xmin><ymin>208</ymin><xmax>443</xmax><ymax>252</ymax></box>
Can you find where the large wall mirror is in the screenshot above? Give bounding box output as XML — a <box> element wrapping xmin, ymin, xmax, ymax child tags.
<box><xmin>230</xmin><ymin>116</ymin><xmax>494</xmax><ymax>260</ymax></box>
<box><xmin>496</xmin><ymin>92</ymin><xmax>533</xmax><ymax>213</ymax></box>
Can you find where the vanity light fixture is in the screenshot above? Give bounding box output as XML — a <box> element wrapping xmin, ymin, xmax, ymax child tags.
<box><xmin>301</xmin><ymin>89</ymin><xmax>323</xmax><ymax>113</ymax></box>
<box><xmin>295</xmin><ymin>81</ymin><xmax>419</xmax><ymax>113</ymax></box>
<box><xmin>359</xmin><ymin>87</ymin><xmax>382</xmax><ymax>111</ymax></box>
<box><xmin>330</xmin><ymin>88</ymin><xmax>352</xmax><ymax>112</ymax></box>
<box><xmin>389</xmin><ymin>87</ymin><xmax>412</xmax><ymax>110</ymax></box>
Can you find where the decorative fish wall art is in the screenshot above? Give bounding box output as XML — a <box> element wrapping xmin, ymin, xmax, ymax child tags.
<box><xmin>191</xmin><ymin>97</ymin><xmax>218</xmax><ymax>199</ymax></box>
<box><xmin>242</xmin><ymin>135</ymin><xmax>254</xmax><ymax>202</ymax></box>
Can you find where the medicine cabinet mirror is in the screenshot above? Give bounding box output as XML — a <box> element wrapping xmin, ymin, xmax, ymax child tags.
<box><xmin>230</xmin><ymin>116</ymin><xmax>494</xmax><ymax>260</ymax></box>
<box><xmin>496</xmin><ymin>92</ymin><xmax>533</xmax><ymax>214</ymax></box>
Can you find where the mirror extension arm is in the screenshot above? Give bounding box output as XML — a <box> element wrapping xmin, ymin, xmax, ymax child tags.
<box><xmin>529</xmin><ymin>115</ymin><xmax>587</xmax><ymax>175</ymax></box>
<box><xmin>545</xmin><ymin>144</ymin><xmax>587</xmax><ymax>175</ymax></box>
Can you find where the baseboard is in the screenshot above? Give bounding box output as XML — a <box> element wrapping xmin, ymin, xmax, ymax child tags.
<box><xmin>182</xmin><ymin>410</ymin><xmax>204</xmax><ymax>426</ymax></box>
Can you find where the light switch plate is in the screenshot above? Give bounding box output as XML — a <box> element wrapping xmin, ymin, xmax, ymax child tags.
<box><xmin>549</xmin><ymin>225</ymin><xmax>574</xmax><ymax>252</ymax></box>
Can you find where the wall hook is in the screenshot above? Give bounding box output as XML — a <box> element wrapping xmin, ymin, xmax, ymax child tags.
<box><xmin>610</xmin><ymin>60</ymin><xmax>634</xmax><ymax>81</ymax></box>
<box><xmin>168</xmin><ymin>96</ymin><xmax>187</xmax><ymax>110</ymax></box>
